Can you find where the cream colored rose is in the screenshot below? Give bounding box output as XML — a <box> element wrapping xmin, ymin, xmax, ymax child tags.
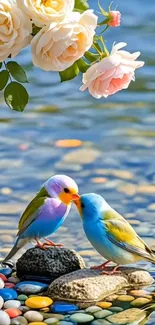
<box><xmin>31</xmin><ymin>10</ymin><xmax>98</xmax><ymax>72</ymax></box>
<box><xmin>0</xmin><ymin>0</ymin><xmax>32</xmax><ymax>62</ymax></box>
<box><xmin>17</xmin><ymin>0</ymin><xmax>75</xmax><ymax>27</ymax></box>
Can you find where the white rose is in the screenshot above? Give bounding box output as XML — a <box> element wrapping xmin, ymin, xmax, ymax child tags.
<box><xmin>31</xmin><ymin>10</ymin><xmax>98</xmax><ymax>72</ymax></box>
<box><xmin>0</xmin><ymin>0</ymin><xmax>32</xmax><ymax>62</ymax></box>
<box><xmin>17</xmin><ymin>0</ymin><xmax>75</xmax><ymax>27</ymax></box>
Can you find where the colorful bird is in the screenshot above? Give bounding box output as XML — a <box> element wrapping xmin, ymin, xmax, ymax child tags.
<box><xmin>3</xmin><ymin>175</ymin><xmax>79</xmax><ymax>263</ymax></box>
<box><xmin>74</xmin><ymin>193</ymin><xmax>155</xmax><ymax>274</ymax></box>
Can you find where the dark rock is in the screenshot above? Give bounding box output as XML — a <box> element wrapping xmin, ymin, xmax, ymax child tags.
<box><xmin>16</xmin><ymin>247</ymin><xmax>85</xmax><ymax>281</ymax></box>
<box><xmin>47</xmin><ymin>267</ymin><xmax>153</xmax><ymax>308</ymax></box>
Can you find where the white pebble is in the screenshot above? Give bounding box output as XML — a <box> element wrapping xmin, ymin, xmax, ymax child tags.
<box><xmin>0</xmin><ymin>297</ymin><xmax>3</xmax><ymax>309</ymax></box>
<box><xmin>0</xmin><ymin>279</ymin><xmax>4</xmax><ymax>289</ymax></box>
<box><xmin>0</xmin><ymin>310</ymin><xmax>11</xmax><ymax>325</ymax></box>
<box><xmin>45</xmin><ymin>318</ymin><xmax>59</xmax><ymax>324</ymax></box>
<box><xmin>24</xmin><ymin>310</ymin><xmax>43</xmax><ymax>322</ymax></box>
<box><xmin>4</xmin><ymin>300</ymin><xmax>21</xmax><ymax>309</ymax></box>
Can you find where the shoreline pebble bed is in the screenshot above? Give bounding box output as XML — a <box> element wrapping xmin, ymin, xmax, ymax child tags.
<box><xmin>0</xmin><ymin>266</ymin><xmax>154</xmax><ymax>325</ymax></box>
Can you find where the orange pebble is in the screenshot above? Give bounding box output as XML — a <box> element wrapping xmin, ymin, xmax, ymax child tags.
<box><xmin>55</xmin><ymin>139</ymin><xmax>82</xmax><ymax>148</ymax></box>
<box><xmin>5</xmin><ymin>308</ymin><xmax>22</xmax><ymax>318</ymax></box>
<box><xmin>97</xmin><ymin>302</ymin><xmax>112</xmax><ymax>308</ymax></box>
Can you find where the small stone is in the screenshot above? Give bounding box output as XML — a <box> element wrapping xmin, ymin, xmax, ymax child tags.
<box><xmin>41</xmin><ymin>313</ymin><xmax>64</xmax><ymax>320</ymax></box>
<box><xmin>15</xmin><ymin>282</ymin><xmax>48</xmax><ymax>294</ymax></box>
<box><xmin>94</xmin><ymin>310</ymin><xmax>112</xmax><ymax>319</ymax></box>
<box><xmin>40</xmin><ymin>308</ymin><xmax>50</xmax><ymax>313</ymax></box>
<box><xmin>5</xmin><ymin>309</ymin><xmax>22</xmax><ymax>318</ymax></box>
<box><xmin>96</xmin><ymin>302</ymin><xmax>112</xmax><ymax>309</ymax></box>
<box><xmin>5</xmin><ymin>284</ymin><xmax>15</xmax><ymax>289</ymax></box>
<box><xmin>129</xmin><ymin>290</ymin><xmax>149</xmax><ymax>297</ymax></box>
<box><xmin>109</xmin><ymin>307</ymin><xmax>123</xmax><ymax>312</ymax></box>
<box><xmin>0</xmin><ymin>310</ymin><xmax>11</xmax><ymax>325</ymax></box>
<box><xmin>117</xmin><ymin>295</ymin><xmax>135</xmax><ymax>302</ymax></box>
<box><xmin>70</xmin><ymin>313</ymin><xmax>94</xmax><ymax>323</ymax></box>
<box><xmin>85</xmin><ymin>307</ymin><xmax>102</xmax><ymax>314</ymax></box>
<box><xmin>26</xmin><ymin>297</ymin><xmax>53</xmax><ymax>309</ymax></box>
<box><xmin>27</xmin><ymin>323</ymin><xmax>46</xmax><ymax>325</ymax></box>
<box><xmin>0</xmin><ymin>278</ymin><xmax>4</xmax><ymax>289</ymax></box>
<box><xmin>131</xmin><ymin>297</ymin><xmax>151</xmax><ymax>307</ymax></box>
<box><xmin>4</xmin><ymin>301</ymin><xmax>21</xmax><ymax>309</ymax></box>
<box><xmin>17</xmin><ymin>295</ymin><xmax>28</xmax><ymax>301</ymax></box>
<box><xmin>44</xmin><ymin>318</ymin><xmax>59</xmax><ymax>325</ymax></box>
<box><xmin>59</xmin><ymin>322</ymin><xmax>74</xmax><ymax>325</ymax></box>
<box><xmin>0</xmin><ymin>288</ymin><xmax>17</xmax><ymax>301</ymax></box>
<box><xmin>0</xmin><ymin>297</ymin><xmax>4</xmax><ymax>309</ymax></box>
<box><xmin>19</xmin><ymin>306</ymin><xmax>30</xmax><ymax>313</ymax></box>
<box><xmin>0</xmin><ymin>274</ymin><xmax>7</xmax><ymax>282</ymax></box>
<box><xmin>24</xmin><ymin>311</ymin><xmax>43</xmax><ymax>322</ymax></box>
<box><xmin>11</xmin><ymin>316</ymin><xmax>28</xmax><ymax>325</ymax></box>
<box><xmin>51</xmin><ymin>302</ymin><xmax>78</xmax><ymax>313</ymax></box>
<box><xmin>0</xmin><ymin>267</ymin><xmax>12</xmax><ymax>277</ymax></box>
<box><xmin>8</xmin><ymin>278</ymin><xmax>20</xmax><ymax>285</ymax></box>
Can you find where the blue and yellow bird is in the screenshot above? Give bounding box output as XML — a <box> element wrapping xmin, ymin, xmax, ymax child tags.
<box><xmin>74</xmin><ymin>193</ymin><xmax>155</xmax><ymax>274</ymax></box>
<box><xmin>3</xmin><ymin>174</ymin><xmax>79</xmax><ymax>263</ymax></box>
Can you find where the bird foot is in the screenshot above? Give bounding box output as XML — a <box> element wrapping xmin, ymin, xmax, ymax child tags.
<box><xmin>91</xmin><ymin>260</ymin><xmax>111</xmax><ymax>270</ymax></box>
<box><xmin>100</xmin><ymin>265</ymin><xmax>120</xmax><ymax>275</ymax></box>
<box><xmin>42</xmin><ymin>238</ymin><xmax>63</xmax><ymax>248</ymax></box>
<box><xmin>35</xmin><ymin>243</ymin><xmax>47</xmax><ymax>250</ymax></box>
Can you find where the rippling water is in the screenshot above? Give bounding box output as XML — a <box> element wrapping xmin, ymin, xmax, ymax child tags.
<box><xmin>0</xmin><ymin>1</ymin><xmax>155</xmax><ymax>323</ymax></box>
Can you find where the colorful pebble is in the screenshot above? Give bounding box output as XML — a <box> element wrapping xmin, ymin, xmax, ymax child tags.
<box><xmin>24</xmin><ymin>311</ymin><xmax>43</xmax><ymax>322</ymax></box>
<box><xmin>40</xmin><ymin>313</ymin><xmax>64</xmax><ymax>320</ymax></box>
<box><xmin>0</xmin><ymin>268</ymin><xmax>12</xmax><ymax>276</ymax></box>
<box><xmin>0</xmin><ymin>289</ymin><xmax>17</xmax><ymax>301</ymax></box>
<box><xmin>26</xmin><ymin>297</ymin><xmax>53</xmax><ymax>309</ymax></box>
<box><xmin>5</xmin><ymin>283</ymin><xmax>15</xmax><ymax>289</ymax></box>
<box><xmin>17</xmin><ymin>295</ymin><xmax>28</xmax><ymax>301</ymax></box>
<box><xmin>116</xmin><ymin>295</ymin><xmax>135</xmax><ymax>302</ymax></box>
<box><xmin>27</xmin><ymin>323</ymin><xmax>46</xmax><ymax>325</ymax></box>
<box><xmin>4</xmin><ymin>301</ymin><xmax>21</xmax><ymax>309</ymax></box>
<box><xmin>0</xmin><ymin>278</ymin><xmax>4</xmax><ymax>289</ymax></box>
<box><xmin>131</xmin><ymin>297</ymin><xmax>151</xmax><ymax>307</ymax></box>
<box><xmin>15</xmin><ymin>282</ymin><xmax>48</xmax><ymax>294</ymax></box>
<box><xmin>70</xmin><ymin>313</ymin><xmax>94</xmax><ymax>323</ymax></box>
<box><xmin>0</xmin><ymin>297</ymin><xmax>4</xmax><ymax>310</ymax></box>
<box><xmin>11</xmin><ymin>316</ymin><xmax>28</xmax><ymax>325</ymax></box>
<box><xmin>51</xmin><ymin>302</ymin><xmax>78</xmax><ymax>313</ymax></box>
<box><xmin>96</xmin><ymin>302</ymin><xmax>112</xmax><ymax>309</ymax></box>
<box><xmin>5</xmin><ymin>308</ymin><xmax>22</xmax><ymax>318</ymax></box>
<box><xmin>44</xmin><ymin>318</ymin><xmax>59</xmax><ymax>324</ymax></box>
<box><xmin>94</xmin><ymin>310</ymin><xmax>112</xmax><ymax>319</ymax></box>
<box><xmin>85</xmin><ymin>306</ymin><xmax>102</xmax><ymax>314</ymax></box>
<box><xmin>0</xmin><ymin>274</ymin><xmax>7</xmax><ymax>282</ymax></box>
<box><xmin>0</xmin><ymin>310</ymin><xmax>11</xmax><ymax>325</ymax></box>
<box><xmin>129</xmin><ymin>290</ymin><xmax>149</xmax><ymax>297</ymax></box>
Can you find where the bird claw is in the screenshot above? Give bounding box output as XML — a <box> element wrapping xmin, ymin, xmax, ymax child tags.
<box><xmin>91</xmin><ymin>261</ymin><xmax>111</xmax><ymax>270</ymax></box>
<box><xmin>43</xmin><ymin>238</ymin><xmax>63</xmax><ymax>248</ymax></box>
<box><xmin>100</xmin><ymin>265</ymin><xmax>120</xmax><ymax>275</ymax></box>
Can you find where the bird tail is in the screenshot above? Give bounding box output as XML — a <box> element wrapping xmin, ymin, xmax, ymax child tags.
<box><xmin>3</xmin><ymin>238</ymin><xmax>27</xmax><ymax>263</ymax></box>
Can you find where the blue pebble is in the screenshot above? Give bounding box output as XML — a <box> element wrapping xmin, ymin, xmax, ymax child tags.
<box><xmin>15</xmin><ymin>281</ymin><xmax>48</xmax><ymax>294</ymax></box>
<box><xmin>0</xmin><ymin>267</ymin><xmax>12</xmax><ymax>276</ymax></box>
<box><xmin>51</xmin><ymin>302</ymin><xmax>79</xmax><ymax>313</ymax></box>
<box><xmin>0</xmin><ymin>288</ymin><xmax>17</xmax><ymax>301</ymax></box>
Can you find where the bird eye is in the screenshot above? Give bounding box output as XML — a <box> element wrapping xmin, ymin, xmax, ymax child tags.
<box><xmin>81</xmin><ymin>203</ymin><xmax>85</xmax><ymax>208</ymax></box>
<box><xmin>64</xmin><ymin>188</ymin><xmax>70</xmax><ymax>193</ymax></box>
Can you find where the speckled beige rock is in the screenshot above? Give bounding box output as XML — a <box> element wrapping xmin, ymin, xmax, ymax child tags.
<box><xmin>48</xmin><ymin>267</ymin><xmax>153</xmax><ymax>308</ymax></box>
<box><xmin>107</xmin><ymin>308</ymin><xmax>147</xmax><ymax>325</ymax></box>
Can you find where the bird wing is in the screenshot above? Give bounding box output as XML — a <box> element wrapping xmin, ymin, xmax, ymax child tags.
<box><xmin>17</xmin><ymin>186</ymin><xmax>50</xmax><ymax>236</ymax></box>
<box><xmin>103</xmin><ymin>209</ymin><xmax>154</xmax><ymax>261</ymax></box>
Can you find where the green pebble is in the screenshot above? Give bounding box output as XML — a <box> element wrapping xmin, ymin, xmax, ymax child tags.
<box><xmin>109</xmin><ymin>307</ymin><xmax>123</xmax><ymax>312</ymax></box>
<box><xmin>70</xmin><ymin>313</ymin><xmax>94</xmax><ymax>323</ymax></box>
<box><xmin>41</xmin><ymin>313</ymin><xmax>64</xmax><ymax>320</ymax></box>
<box><xmin>11</xmin><ymin>316</ymin><xmax>28</xmax><ymax>325</ymax></box>
<box><xmin>60</xmin><ymin>322</ymin><xmax>74</xmax><ymax>325</ymax></box>
<box><xmin>94</xmin><ymin>310</ymin><xmax>112</xmax><ymax>319</ymax></box>
<box><xmin>44</xmin><ymin>318</ymin><xmax>59</xmax><ymax>325</ymax></box>
<box><xmin>131</xmin><ymin>297</ymin><xmax>151</xmax><ymax>307</ymax></box>
<box><xmin>86</xmin><ymin>306</ymin><xmax>102</xmax><ymax>314</ymax></box>
<box><xmin>18</xmin><ymin>294</ymin><xmax>28</xmax><ymax>301</ymax></box>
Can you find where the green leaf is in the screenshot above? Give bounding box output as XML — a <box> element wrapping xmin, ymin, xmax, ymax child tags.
<box><xmin>84</xmin><ymin>51</ymin><xmax>100</xmax><ymax>63</ymax></box>
<box><xmin>77</xmin><ymin>58</ymin><xmax>89</xmax><ymax>73</ymax></box>
<box><xmin>0</xmin><ymin>70</ymin><xmax>9</xmax><ymax>90</ymax></box>
<box><xmin>74</xmin><ymin>0</ymin><xmax>89</xmax><ymax>11</ymax></box>
<box><xmin>0</xmin><ymin>62</ymin><xmax>2</xmax><ymax>69</ymax></box>
<box><xmin>7</xmin><ymin>61</ymin><xmax>28</xmax><ymax>83</ymax></box>
<box><xmin>59</xmin><ymin>62</ymin><xmax>79</xmax><ymax>82</ymax></box>
<box><xmin>4</xmin><ymin>82</ymin><xmax>29</xmax><ymax>111</ymax></box>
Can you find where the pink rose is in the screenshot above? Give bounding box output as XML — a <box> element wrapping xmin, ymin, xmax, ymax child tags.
<box><xmin>80</xmin><ymin>42</ymin><xmax>144</xmax><ymax>99</ymax></box>
<box><xmin>108</xmin><ymin>11</ymin><xmax>121</xmax><ymax>27</ymax></box>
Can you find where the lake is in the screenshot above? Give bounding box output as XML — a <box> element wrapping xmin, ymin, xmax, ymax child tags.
<box><xmin>0</xmin><ymin>0</ymin><xmax>155</xmax><ymax>323</ymax></box>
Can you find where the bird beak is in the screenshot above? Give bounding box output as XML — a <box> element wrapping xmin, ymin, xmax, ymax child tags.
<box><xmin>71</xmin><ymin>193</ymin><xmax>80</xmax><ymax>201</ymax></box>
